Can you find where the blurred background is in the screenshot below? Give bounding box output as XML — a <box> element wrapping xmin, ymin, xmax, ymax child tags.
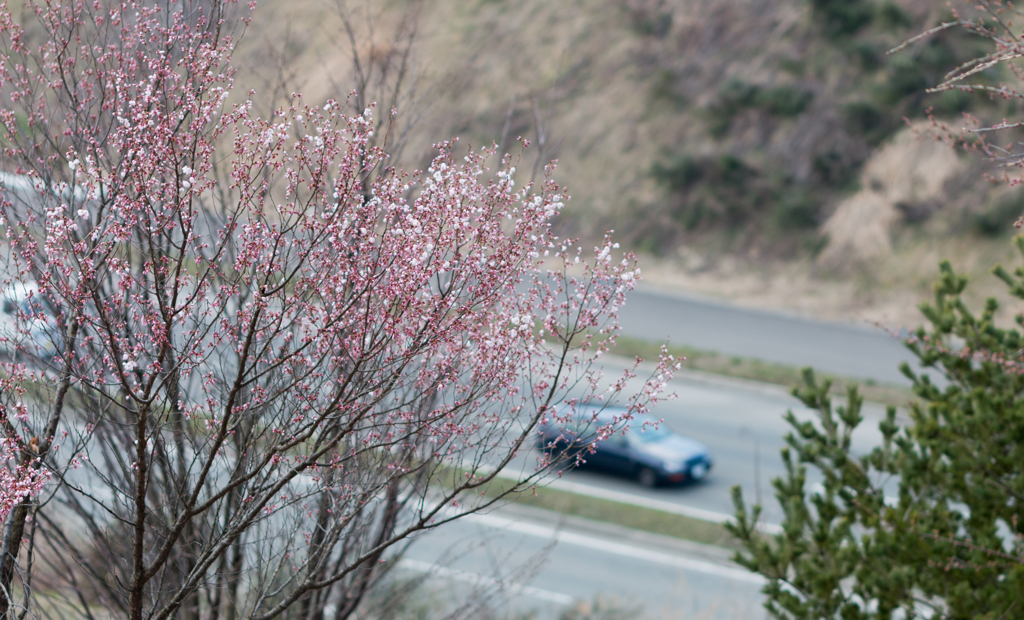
<box><xmin>231</xmin><ymin>0</ymin><xmax>1024</xmax><ymax>329</ymax></box>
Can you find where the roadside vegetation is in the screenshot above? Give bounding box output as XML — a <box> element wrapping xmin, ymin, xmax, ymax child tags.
<box><xmin>729</xmin><ymin>5</ymin><xmax>1024</xmax><ymax>617</ymax></box>
<box><xmin>232</xmin><ymin>0</ymin><xmax>1012</xmax><ymax>261</ymax></box>
<box><xmin>227</xmin><ymin>0</ymin><xmax>1024</xmax><ymax>329</ymax></box>
<box><xmin>481</xmin><ymin>476</ymin><xmax>739</xmax><ymax>549</ymax></box>
<box><xmin>0</xmin><ymin>0</ymin><xmax>679</xmax><ymax>617</ymax></box>
<box><xmin>732</xmin><ymin>249</ymin><xmax>1024</xmax><ymax>617</ymax></box>
<box><xmin>611</xmin><ymin>335</ymin><xmax>917</xmax><ymax>408</ymax></box>
<box><xmin>3</xmin><ymin>0</ymin><xmax>1024</xmax><ymax>618</ymax></box>
<box><xmin>633</xmin><ymin>0</ymin><xmax>1003</xmax><ymax>259</ymax></box>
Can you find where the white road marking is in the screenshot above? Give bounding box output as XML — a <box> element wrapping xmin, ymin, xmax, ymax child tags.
<box><xmin>461</xmin><ymin>511</ymin><xmax>767</xmax><ymax>585</ymax></box>
<box><xmin>397</xmin><ymin>558</ymin><xmax>575</xmax><ymax>605</ymax></box>
<box><xmin>487</xmin><ymin>467</ymin><xmax>785</xmax><ymax>535</ymax></box>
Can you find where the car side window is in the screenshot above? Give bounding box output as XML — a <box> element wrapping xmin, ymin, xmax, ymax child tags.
<box><xmin>573</xmin><ymin>420</ymin><xmax>598</xmax><ymax>440</ymax></box>
<box><xmin>22</xmin><ymin>300</ymin><xmax>44</xmax><ymax>319</ymax></box>
<box><xmin>600</xmin><ymin>433</ymin><xmax>628</xmax><ymax>448</ymax></box>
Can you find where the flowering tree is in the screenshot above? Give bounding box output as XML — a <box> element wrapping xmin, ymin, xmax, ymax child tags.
<box><xmin>895</xmin><ymin>0</ymin><xmax>1024</xmax><ymax>194</ymax></box>
<box><xmin>0</xmin><ymin>1</ymin><xmax>675</xmax><ymax>618</ymax></box>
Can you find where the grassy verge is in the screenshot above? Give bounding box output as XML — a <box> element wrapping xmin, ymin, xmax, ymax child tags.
<box><xmin>611</xmin><ymin>335</ymin><xmax>916</xmax><ymax>408</ymax></box>
<box><xmin>477</xmin><ymin>475</ymin><xmax>740</xmax><ymax>549</ymax></box>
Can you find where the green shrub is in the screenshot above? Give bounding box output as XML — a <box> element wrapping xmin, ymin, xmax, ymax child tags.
<box><xmin>930</xmin><ymin>89</ymin><xmax>972</xmax><ymax>116</ymax></box>
<box><xmin>842</xmin><ymin>100</ymin><xmax>896</xmax><ymax>145</ymax></box>
<box><xmin>803</xmin><ymin>232</ymin><xmax>830</xmax><ymax>257</ymax></box>
<box><xmin>651</xmin><ymin>154</ymin><xmax>702</xmax><ymax>192</ymax></box>
<box><xmin>717</xmin><ymin>79</ymin><xmax>759</xmax><ymax>109</ymax></box>
<box><xmin>652</xmin><ymin>153</ymin><xmax>767</xmax><ymax>232</ymax></box>
<box><xmin>812</xmin><ymin>150</ymin><xmax>859</xmax><ymax>188</ymax></box>
<box><xmin>810</xmin><ymin>0</ymin><xmax>873</xmax><ymax>36</ymax></box>
<box><xmin>973</xmin><ymin>197</ymin><xmax>1022</xmax><ymax>237</ymax></box>
<box><xmin>707</xmin><ymin>79</ymin><xmax>760</xmax><ymax>135</ymax></box>
<box><xmin>633</xmin><ymin>219</ymin><xmax>678</xmax><ymax>255</ymax></box>
<box><xmin>648</xmin><ymin>69</ymin><xmax>687</xmax><ymax>106</ymax></box>
<box><xmin>874</xmin><ymin>1</ymin><xmax>911</xmax><ymax>30</ymax></box>
<box><xmin>773</xmin><ymin>190</ymin><xmax>820</xmax><ymax>229</ymax></box>
<box><xmin>716</xmin><ymin>154</ymin><xmax>750</xmax><ymax>185</ymax></box>
<box><xmin>730</xmin><ymin>247</ymin><xmax>1024</xmax><ymax>620</ymax></box>
<box><xmin>842</xmin><ymin>101</ymin><xmax>883</xmax><ymax>133</ymax></box>
<box><xmin>631</xmin><ymin>11</ymin><xmax>672</xmax><ymax>38</ymax></box>
<box><xmin>878</xmin><ymin>61</ymin><xmax>928</xmax><ymax>105</ymax></box>
<box><xmin>714</xmin><ymin>80</ymin><xmax>811</xmax><ymax>119</ymax></box>
<box><xmin>849</xmin><ymin>40</ymin><xmax>884</xmax><ymax>71</ymax></box>
<box><xmin>671</xmin><ymin>199</ymin><xmax>710</xmax><ymax>231</ymax></box>
<box><xmin>755</xmin><ymin>86</ymin><xmax>813</xmax><ymax>117</ymax></box>
<box><xmin>778</xmin><ymin>57</ymin><xmax>806</xmax><ymax>76</ymax></box>
<box><xmin>878</xmin><ymin>32</ymin><xmax>991</xmax><ymax>111</ymax></box>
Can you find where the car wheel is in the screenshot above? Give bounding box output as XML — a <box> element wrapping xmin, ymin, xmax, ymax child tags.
<box><xmin>689</xmin><ymin>462</ymin><xmax>708</xmax><ymax>481</ymax></box>
<box><xmin>636</xmin><ymin>466</ymin><xmax>658</xmax><ymax>488</ymax></box>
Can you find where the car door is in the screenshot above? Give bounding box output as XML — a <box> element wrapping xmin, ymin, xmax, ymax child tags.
<box><xmin>589</xmin><ymin>433</ymin><xmax>634</xmax><ymax>475</ymax></box>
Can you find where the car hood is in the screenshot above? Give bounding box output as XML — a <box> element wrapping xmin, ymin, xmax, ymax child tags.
<box><xmin>635</xmin><ymin>435</ymin><xmax>709</xmax><ymax>462</ymax></box>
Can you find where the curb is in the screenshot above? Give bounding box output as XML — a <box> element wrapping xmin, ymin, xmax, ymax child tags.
<box><xmin>488</xmin><ymin>467</ymin><xmax>785</xmax><ymax>536</ymax></box>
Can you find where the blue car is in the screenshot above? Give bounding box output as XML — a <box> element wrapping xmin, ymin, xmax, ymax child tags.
<box><xmin>536</xmin><ymin>405</ymin><xmax>713</xmax><ymax>487</ymax></box>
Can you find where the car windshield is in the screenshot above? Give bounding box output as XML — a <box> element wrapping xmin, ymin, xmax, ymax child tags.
<box><xmin>567</xmin><ymin>414</ymin><xmax>673</xmax><ymax>445</ymax></box>
<box><xmin>626</xmin><ymin>423</ymin><xmax>672</xmax><ymax>444</ymax></box>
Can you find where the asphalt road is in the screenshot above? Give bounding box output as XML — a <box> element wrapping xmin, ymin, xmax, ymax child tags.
<box><xmin>399</xmin><ymin>360</ymin><xmax>898</xmax><ymax>618</ymax></box>
<box><xmin>509</xmin><ymin>367</ymin><xmax>892</xmax><ymax>527</ymax></box>
<box><xmin>618</xmin><ymin>288</ymin><xmax>921</xmax><ymax>386</ymax></box>
<box><xmin>399</xmin><ymin>505</ymin><xmax>768</xmax><ymax>620</ymax></box>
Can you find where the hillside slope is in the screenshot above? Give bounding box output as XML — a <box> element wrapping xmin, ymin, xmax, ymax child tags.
<box><xmin>232</xmin><ymin>0</ymin><xmax>1024</xmax><ymax>325</ymax></box>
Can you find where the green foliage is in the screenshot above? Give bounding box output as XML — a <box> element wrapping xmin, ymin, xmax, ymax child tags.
<box><xmin>708</xmin><ymin>80</ymin><xmax>812</xmax><ymax>135</ymax></box>
<box><xmin>632</xmin><ymin>0</ymin><xmax>1010</xmax><ymax>260</ymax></box>
<box><xmin>648</xmin><ymin>151</ymin><xmax>831</xmax><ymax>246</ymax></box>
<box><xmin>642</xmin><ymin>2</ymin><xmax>1000</xmax><ymax>256</ymax></box>
<box><xmin>811</xmin><ymin>150</ymin><xmax>859</xmax><ymax>188</ymax></box>
<box><xmin>718</xmin><ymin>79</ymin><xmax>760</xmax><ymax>110</ymax></box>
<box><xmin>778</xmin><ymin>57</ymin><xmax>806</xmax><ymax>76</ymax></box>
<box><xmin>810</xmin><ymin>0</ymin><xmax>874</xmax><ymax>37</ymax></box>
<box><xmin>877</xmin><ymin>30</ymin><xmax>991</xmax><ymax>109</ymax></box>
<box><xmin>756</xmin><ymin>86</ymin><xmax>814</xmax><ymax>117</ymax></box>
<box><xmin>708</xmin><ymin>80</ymin><xmax>758</xmax><ymax>136</ymax></box>
<box><xmin>802</xmin><ymin>232</ymin><xmax>830</xmax><ymax>257</ymax></box>
<box><xmin>717</xmin><ymin>154</ymin><xmax>750</xmax><ymax>184</ymax></box>
<box><xmin>657</xmin><ymin>154</ymin><xmax>763</xmax><ymax>229</ymax></box>
<box><xmin>651</xmin><ymin>154</ymin><xmax>702</xmax><ymax>192</ymax></box>
<box><xmin>873</xmin><ymin>2</ymin><xmax>910</xmax><ymax>31</ymax></box>
<box><xmin>848</xmin><ymin>40</ymin><xmax>884</xmax><ymax>71</ymax></box>
<box><xmin>673</xmin><ymin>199</ymin><xmax>710</xmax><ymax>232</ymax></box>
<box><xmin>730</xmin><ymin>241</ymin><xmax>1024</xmax><ymax>619</ymax></box>
<box><xmin>842</xmin><ymin>101</ymin><xmax>893</xmax><ymax>145</ymax></box>
<box><xmin>633</xmin><ymin>226</ymin><xmax>676</xmax><ymax>256</ymax></box>
<box><xmin>773</xmin><ymin>189</ymin><xmax>820</xmax><ymax>230</ymax></box>
<box><xmin>877</xmin><ymin>55</ymin><xmax>929</xmax><ymax>106</ymax></box>
<box><xmin>648</xmin><ymin>69</ymin><xmax>687</xmax><ymax>107</ymax></box>
<box><xmin>973</xmin><ymin>197</ymin><xmax>1023</xmax><ymax>237</ymax></box>
<box><xmin>631</xmin><ymin>11</ymin><xmax>672</xmax><ymax>38</ymax></box>
<box><xmin>930</xmin><ymin>89</ymin><xmax>972</xmax><ymax>116</ymax></box>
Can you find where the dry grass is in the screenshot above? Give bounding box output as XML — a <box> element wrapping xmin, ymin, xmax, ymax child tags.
<box><xmin>480</xmin><ymin>476</ymin><xmax>741</xmax><ymax>549</ymax></box>
<box><xmin>609</xmin><ymin>334</ymin><xmax>917</xmax><ymax>408</ymax></box>
<box><xmin>225</xmin><ymin>0</ymin><xmax>1024</xmax><ymax>356</ymax></box>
